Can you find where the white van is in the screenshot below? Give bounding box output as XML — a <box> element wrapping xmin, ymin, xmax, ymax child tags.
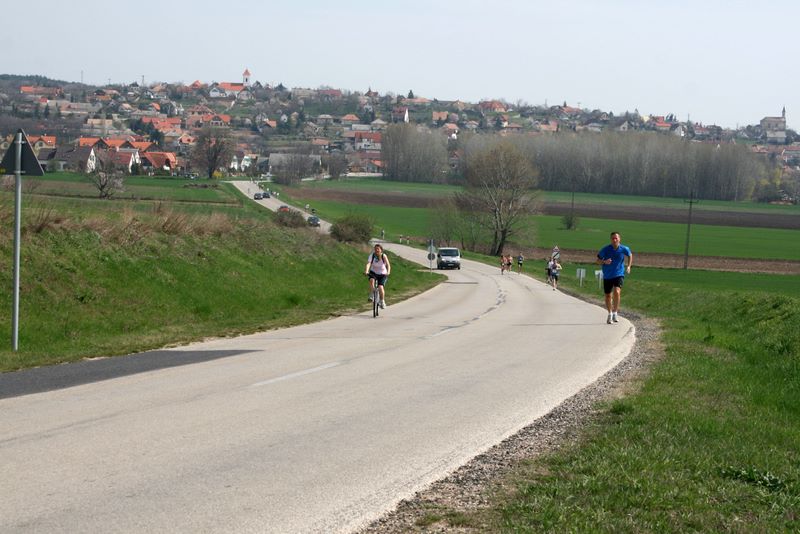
<box><xmin>436</xmin><ymin>247</ymin><xmax>461</xmax><ymax>270</ymax></box>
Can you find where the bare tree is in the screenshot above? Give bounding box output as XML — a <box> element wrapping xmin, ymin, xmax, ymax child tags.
<box><xmin>191</xmin><ymin>126</ymin><xmax>234</xmax><ymax>179</ymax></box>
<box><xmin>88</xmin><ymin>170</ymin><xmax>124</xmax><ymax>199</ymax></box>
<box><xmin>455</xmin><ymin>140</ymin><xmax>540</xmax><ymax>256</ymax></box>
<box><xmin>324</xmin><ymin>152</ymin><xmax>349</xmax><ymax>180</ymax></box>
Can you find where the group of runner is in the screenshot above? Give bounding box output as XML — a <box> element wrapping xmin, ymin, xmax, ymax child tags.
<box><xmin>364</xmin><ymin>233</ymin><xmax>632</xmax><ymax>325</ymax></box>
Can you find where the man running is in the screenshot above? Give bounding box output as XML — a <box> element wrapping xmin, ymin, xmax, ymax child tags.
<box><xmin>596</xmin><ymin>232</ymin><xmax>633</xmax><ymax>324</ymax></box>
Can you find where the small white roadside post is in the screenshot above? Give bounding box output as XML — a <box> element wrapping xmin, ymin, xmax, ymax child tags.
<box><xmin>594</xmin><ymin>270</ymin><xmax>604</xmax><ymax>290</ymax></box>
<box><xmin>577</xmin><ymin>268</ymin><xmax>586</xmax><ymax>287</ymax></box>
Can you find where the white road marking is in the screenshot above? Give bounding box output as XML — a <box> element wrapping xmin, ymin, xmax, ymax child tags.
<box><xmin>249</xmin><ymin>362</ymin><xmax>342</xmax><ymax>388</ymax></box>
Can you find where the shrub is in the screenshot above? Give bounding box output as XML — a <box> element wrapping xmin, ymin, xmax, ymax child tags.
<box><xmin>330</xmin><ymin>213</ymin><xmax>373</xmax><ymax>243</ymax></box>
<box><xmin>562</xmin><ymin>213</ymin><xmax>580</xmax><ymax>230</ymax></box>
<box><xmin>274</xmin><ymin>209</ymin><xmax>306</xmax><ymax>228</ymax></box>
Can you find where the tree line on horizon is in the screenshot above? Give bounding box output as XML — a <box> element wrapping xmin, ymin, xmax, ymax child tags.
<box><xmin>382</xmin><ymin>124</ymin><xmax>790</xmax><ymax>203</ymax></box>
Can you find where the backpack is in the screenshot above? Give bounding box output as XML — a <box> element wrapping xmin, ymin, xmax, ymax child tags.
<box><xmin>370</xmin><ymin>252</ymin><xmax>388</xmax><ymax>266</ymax></box>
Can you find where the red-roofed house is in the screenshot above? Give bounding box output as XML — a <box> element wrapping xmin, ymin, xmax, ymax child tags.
<box><xmin>77</xmin><ymin>137</ymin><xmax>108</xmax><ymax>149</ymax></box>
<box><xmin>478</xmin><ymin>100</ymin><xmax>506</xmax><ymax>113</ymax></box>
<box><xmin>354</xmin><ymin>132</ymin><xmax>382</xmax><ymax>151</ymax></box>
<box><xmin>318</xmin><ymin>89</ymin><xmax>343</xmax><ymax>100</ymax></box>
<box><xmin>210</xmin><ymin>82</ymin><xmax>245</xmax><ymax>98</ymax></box>
<box><xmin>128</xmin><ymin>141</ymin><xmax>155</xmax><ymax>152</ymax></box>
<box><xmin>98</xmin><ymin>148</ymin><xmax>141</xmax><ymax>174</ymax></box>
<box><xmin>432</xmin><ymin>111</ymin><xmax>448</xmax><ymax>123</ymax></box>
<box><xmin>19</xmin><ymin>85</ymin><xmax>63</xmax><ymax>99</ymax></box>
<box><xmin>311</xmin><ymin>138</ymin><xmax>330</xmax><ymax>151</ymax></box>
<box><xmin>141</xmin><ymin>151</ymin><xmax>177</xmax><ymax>173</ymax></box>
<box><xmin>341</xmin><ymin>114</ymin><xmax>360</xmax><ymax>126</ymax></box>
<box><xmin>28</xmin><ymin>135</ymin><xmax>57</xmax><ymax>151</ymax></box>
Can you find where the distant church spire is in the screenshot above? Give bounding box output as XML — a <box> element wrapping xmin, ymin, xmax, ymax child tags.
<box><xmin>782</xmin><ymin>106</ymin><xmax>786</xmax><ymax>118</ymax></box>
<box><xmin>243</xmin><ymin>68</ymin><xmax>251</xmax><ymax>87</ymax></box>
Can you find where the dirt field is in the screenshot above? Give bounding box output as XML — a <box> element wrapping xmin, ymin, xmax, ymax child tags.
<box><xmin>290</xmin><ymin>187</ymin><xmax>800</xmax><ymax>274</ymax></box>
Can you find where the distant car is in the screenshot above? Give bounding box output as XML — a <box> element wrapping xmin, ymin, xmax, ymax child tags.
<box><xmin>262</xmin><ymin>192</ymin><xmax>271</xmax><ymax>198</ymax></box>
<box><xmin>436</xmin><ymin>247</ymin><xmax>462</xmax><ymax>270</ymax></box>
<box><xmin>254</xmin><ymin>192</ymin><xmax>263</xmax><ymax>200</ymax></box>
<box><xmin>307</xmin><ymin>215</ymin><xmax>321</xmax><ymax>227</ymax></box>
<box><xmin>278</xmin><ymin>205</ymin><xmax>290</xmax><ymax>212</ymax></box>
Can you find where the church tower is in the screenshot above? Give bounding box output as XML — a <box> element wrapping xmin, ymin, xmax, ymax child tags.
<box><xmin>243</xmin><ymin>68</ymin><xmax>251</xmax><ymax>87</ymax></box>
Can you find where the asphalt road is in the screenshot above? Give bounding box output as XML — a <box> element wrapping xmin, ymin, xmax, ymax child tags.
<box><xmin>0</xmin><ymin>186</ymin><xmax>635</xmax><ymax>533</ymax></box>
<box><xmin>234</xmin><ymin>180</ymin><xmax>332</xmax><ymax>234</ymax></box>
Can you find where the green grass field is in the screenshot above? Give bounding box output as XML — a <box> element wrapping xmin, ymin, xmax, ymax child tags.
<box><xmin>28</xmin><ymin>172</ymin><xmax>241</xmax><ymax>204</ymax></box>
<box><xmin>269</xmin><ymin>190</ymin><xmax>800</xmax><ymax>261</ymax></box>
<box><xmin>296</xmin><ymin>177</ymin><xmax>800</xmax><ymax>215</ymax></box>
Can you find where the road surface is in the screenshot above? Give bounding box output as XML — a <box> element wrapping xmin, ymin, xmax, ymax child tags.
<box><xmin>0</xmin><ymin>189</ymin><xmax>635</xmax><ymax>533</ymax></box>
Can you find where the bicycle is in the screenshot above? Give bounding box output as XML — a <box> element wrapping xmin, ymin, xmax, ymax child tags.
<box><xmin>366</xmin><ymin>273</ymin><xmax>386</xmax><ymax>317</ymax></box>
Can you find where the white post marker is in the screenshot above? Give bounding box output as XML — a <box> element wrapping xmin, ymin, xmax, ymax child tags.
<box><xmin>577</xmin><ymin>268</ymin><xmax>586</xmax><ymax>287</ymax></box>
<box><xmin>594</xmin><ymin>270</ymin><xmax>604</xmax><ymax>290</ymax></box>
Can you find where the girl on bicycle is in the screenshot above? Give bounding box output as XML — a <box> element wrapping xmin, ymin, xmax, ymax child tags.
<box><xmin>365</xmin><ymin>243</ymin><xmax>391</xmax><ymax>309</ymax></box>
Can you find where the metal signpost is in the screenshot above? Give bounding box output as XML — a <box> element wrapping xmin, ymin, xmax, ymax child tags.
<box><xmin>0</xmin><ymin>129</ymin><xmax>45</xmax><ymax>350</ymax></box>
<box><xmin>427</xmin><ymin>239</ymin><xmax>436</xmax><ymax>272</ymax></box>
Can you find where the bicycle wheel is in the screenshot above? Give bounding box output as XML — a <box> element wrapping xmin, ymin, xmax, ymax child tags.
<box><xmin>373</xmin><ymin>289</ymin><xmax>380</xmax><ymax>317</ymax></box>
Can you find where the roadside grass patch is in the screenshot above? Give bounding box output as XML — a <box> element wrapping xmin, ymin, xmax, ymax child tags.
<box><xmin>493</xmin><ymin>268</ymin><xmax>800</xmax><ymax>532</ymax></box>
<box><xmin>0</xmin><ymin>200</ymin><xmax>442</xmax><ymax>372</ymax></box>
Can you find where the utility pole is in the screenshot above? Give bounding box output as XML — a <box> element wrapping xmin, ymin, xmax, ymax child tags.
<box><xmin>683</xmin><ymin>190</ymin><xmax>699</xmax><ymax>269</ymax></box>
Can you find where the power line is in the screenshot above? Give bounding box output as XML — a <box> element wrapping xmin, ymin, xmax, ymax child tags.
<box><xmin>683</xmin><ymin>190</ymin><xmax>700</xmax><ymax>269</ymax></box>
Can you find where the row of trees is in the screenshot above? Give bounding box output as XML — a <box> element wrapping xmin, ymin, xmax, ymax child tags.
<box><xmin>380</xmin><ymin>124</ymin><xmax>782</xmax><ymax>202</ymax></box>
<box><xmin>382</xmin><ymin>124</ymin><xmax>449</xmax><ymax>183</ymax></box>
<box><xmin>519</xmin><ymin>132</ymin><xmax>771</xmax><ymax>201</ymax></box>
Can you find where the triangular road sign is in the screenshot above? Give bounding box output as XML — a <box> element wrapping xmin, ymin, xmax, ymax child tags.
<box><xmin>0</xmin><ymin>129</ymin><xmax>44</xmax><ymax>176</ymax></box>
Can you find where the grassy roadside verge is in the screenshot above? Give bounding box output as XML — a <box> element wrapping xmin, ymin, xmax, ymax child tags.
<box><xmin>0</xmin><ymin>207</ymin><xmax>442</xmax><ymax>372</ymax></box>
<box><xmin>420</xmin><ymin>264</ymin><xmax>799</xmax><ymax>531</ymax></box>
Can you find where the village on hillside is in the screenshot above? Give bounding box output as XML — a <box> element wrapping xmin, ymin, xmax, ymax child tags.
<box><xmin>0</xmin><ymin>69</ymin><xmax>798</xmax><ymax>194</ymax></box>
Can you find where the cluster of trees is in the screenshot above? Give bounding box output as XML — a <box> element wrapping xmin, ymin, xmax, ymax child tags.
<box><xmin>382</xmin><ymin>124</ymin><xmax>448</xmax><ymax>183</ymax></box>
<box><xmin>380</xmin><ymin>124</ymin><xmax>781</xmax><ymax>202</ymax></box>
<box><xmin>519</xmin><ymin>132</ymin><xmax>772</xmax><ymax>201</ymax></box>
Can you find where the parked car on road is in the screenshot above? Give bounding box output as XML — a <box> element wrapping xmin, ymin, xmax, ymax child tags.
<box><xmin>307</xmin><ymin>215</ymin><xmax>321</xmax><ymax>227</ymax></box>
<box><xmin>254</xmin><ymin>192</ymin><xmax>263</xmax><ymax>200</ymax></box>
<box><xmin>262</xmin><ymin>191</ymin><xmax>271</xmax><ymax>198</ymax></box>
<box><xmin>436</xmin><ymin>247</ymin><xmax>461</xmax><ymax>270</ymax></box>
<box><xmin>278</xmin><ymin>205</ymin><xmax>290</xmax><ymax>212</ymax></box>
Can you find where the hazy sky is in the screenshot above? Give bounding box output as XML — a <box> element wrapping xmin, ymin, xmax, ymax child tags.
<box><xmin>4</xmin><ymin>0</ymin><xmax>795</xmax><ymax>129</ymax></box>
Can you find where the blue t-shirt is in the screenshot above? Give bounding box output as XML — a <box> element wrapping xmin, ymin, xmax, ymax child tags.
<box><xmin>598</xmin><ymin>244</ymin><xmax>631</xmax><ymax>279</ymax></box>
